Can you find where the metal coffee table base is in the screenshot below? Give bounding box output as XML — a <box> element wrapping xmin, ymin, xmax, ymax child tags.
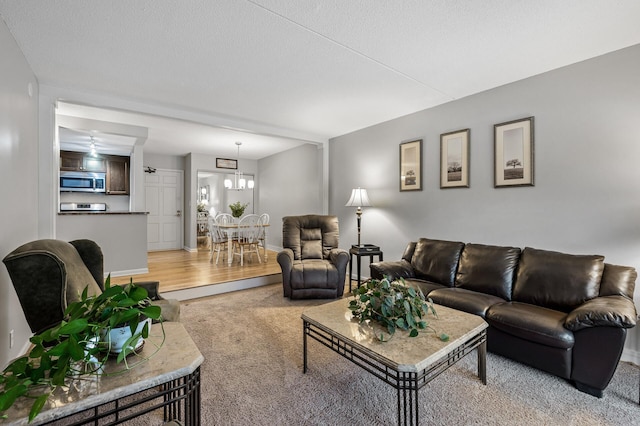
<box><xmin>303</xmin><ymin>321</ymin><xmax>487</xmax><ymax>426</ymax></box>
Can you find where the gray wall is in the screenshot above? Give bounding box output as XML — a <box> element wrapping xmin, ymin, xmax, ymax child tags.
<box><xmin>0</xmin><ymin>22</ymin><xmax>40</xmax><ymax>366</ymax></box>
<box><xmin>329</xmin><ymin>44</ymin><xmax>640</xmax><ymax>361</ymax></box>
<box><xmin>259</xmin><ymin>143</ymin><xmax>323</xmax><ymax>249</ymax></box>
<box><xmin>144</xmin><ymin>152</ymin><xmax>185</xmax><ymax>172</ymax></box>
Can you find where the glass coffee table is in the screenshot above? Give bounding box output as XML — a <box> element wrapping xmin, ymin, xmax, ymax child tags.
<box><xmin>302</xmin><ymin>299</ymin><xmax>488</xmax><ymax>425</ymax></box>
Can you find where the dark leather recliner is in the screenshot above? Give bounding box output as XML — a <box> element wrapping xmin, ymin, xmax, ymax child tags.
<box><xmin>278</xmin><ymin>215</ymin><xmax>349</xmax><ymax>299</ymax></box>
<box><xmin>3</xmin><ymin>239</ymin><xmax>180</xmax><ymax>334</ymax></box>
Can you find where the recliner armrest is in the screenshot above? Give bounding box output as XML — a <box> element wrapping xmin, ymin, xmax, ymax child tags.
<box><xmin>328</xmin><ymin>248</ymin><xmax>349</xmax><ymax>269</ymax></box>
<box><xmin>370</xmin><ymin>260</ymin><xmax>416</xmax><ymax>281</ymax></box>
<box><xmin>565</xmin><ymin>295</ymin><xmax>637</xmax><ymax>331</ymax></box>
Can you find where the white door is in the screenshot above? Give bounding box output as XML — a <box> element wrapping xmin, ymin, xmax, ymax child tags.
<box><xmin>145</xmin><ymin>169</ymin><xmax>183</xmax><ymax>251</ymax></box>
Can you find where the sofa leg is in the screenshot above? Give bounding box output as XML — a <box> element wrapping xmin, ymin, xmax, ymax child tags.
<box><xmin>575</xmin><ymin>381</ymin><xmax>603</xmax><ymax>398</ymax></box>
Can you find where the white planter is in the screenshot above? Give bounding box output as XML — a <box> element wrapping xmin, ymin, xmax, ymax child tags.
<box><xmin>103</xmin><ymin>317</ymin><xmax>151</xmax><ymax>354</ymax></box>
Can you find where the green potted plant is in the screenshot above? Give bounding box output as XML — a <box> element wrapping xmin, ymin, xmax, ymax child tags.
<box><xmin>0</xmin><ymin>276</ymin><xmax>162</xmax><ymax>423</ymax></box>
<box><xmin>349</xmin><ymin>277</ymin><xmax>449</xmax><ymax>342</ymax></box>
<box><xmin>229</xmin><ymin>201</ymin><xmax>249</xmax><ymax>218</ymax></box>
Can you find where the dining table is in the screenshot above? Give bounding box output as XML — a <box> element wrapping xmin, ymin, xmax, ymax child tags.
<box><xmin>217</xmin><ymin>222</ymin><xmax>269</xmax><ymax>266</ymax></box>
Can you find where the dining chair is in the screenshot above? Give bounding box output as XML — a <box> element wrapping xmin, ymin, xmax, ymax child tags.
<box><xmin>208</xmin><ymin>216</ymin><xmax>229</xmax><ymax>265</ymax></box>
<box><xmin>233</xmin><ymin>214</ymin><xmax>262</xmax><ymax>266</ymax></box>
<box><xmin>258</xmin><ymin>213</ymin><xmax>270</xmax><ymax>260</ymax></box>
<box><xmin>215</xmin><ymin>213</ymin><xmax>234</xmax><ymax>224</ymax></box>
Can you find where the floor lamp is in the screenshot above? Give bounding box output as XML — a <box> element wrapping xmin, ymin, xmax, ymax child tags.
<box><xmin>345</xmin><ymin>187</ymin><xmax>371</xmax><ymax>248</ymax></box>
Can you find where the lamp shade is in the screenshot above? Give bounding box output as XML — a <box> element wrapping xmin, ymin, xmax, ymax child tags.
<box><xmin>345</xmin><ymin>187</ymin><xmax>371</xmax><ymax>207</ymax></box>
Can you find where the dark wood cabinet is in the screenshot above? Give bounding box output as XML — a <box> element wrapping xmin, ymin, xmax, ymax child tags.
<box><xmin>60</xmin><ymin>150</ymin><xmax>106</xmax><ymax>172</ymax></box>
<box><xmin>60</xmin><ymin>150</ymin><xmax>130</xmax><ymax>195</ymax></box>
<box><xmin>106</xmin><ymin>156</ymin><xmax>130</xmax><ymax>195</ymax></box>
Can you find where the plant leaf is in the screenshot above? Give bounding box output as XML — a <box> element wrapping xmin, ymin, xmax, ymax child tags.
<box><xmin>0</xmin><ymin>383</ymin><xmax>27</xmax><ymax>411</ymax></box>
<box><xmin>28</xmin><ymin>393</ymin><xmax>50</xmax><ymax>423</ymax></box>
<box><xmin>58</xmin><ymin>319</ymin><xmax>89</xmax><ymax>335</ymax></box>
<box><xmin>142</xmin><ymin>305</ymin><xmax>161</xmax><ymax>320</ymax></box>
<box><xmin>439</xmin><ymin>333</ymin><xmax>450</xmax><ymax>342</ymax></box>
<box><xmin>128</xmin><ymin>285</ymin><xmax>148</xmax><ymax>302</ymax></box>
<box><xmin>409</xmin><ymin>329</ymin><xmax>419</xmax><ymax>337</ymax></box>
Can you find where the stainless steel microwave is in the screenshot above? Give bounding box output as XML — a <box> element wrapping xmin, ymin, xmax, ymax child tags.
<box><xmin>60</xmin><ymin>171</ymin><xmax>106</xmax><ymax>193</ymax></box>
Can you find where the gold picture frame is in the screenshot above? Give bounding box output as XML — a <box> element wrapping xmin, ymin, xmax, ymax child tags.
<box><xmin>440</xmin><ymin>129</ymin><xmax>470</xmax><ymax>188</ymax></box>
<box><xmin>494</xmin><ymin>117</ymin><xmax>534</xmax><ymax>187</ymax></box>
<box><xmin>399</xmin><ymin>139</ymin><xmax>422</xmax><ymax>191</ymax></box>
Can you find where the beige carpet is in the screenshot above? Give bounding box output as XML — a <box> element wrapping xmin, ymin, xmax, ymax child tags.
<box><xmin>146</xmin><ymin>283</ymin><xmax>640</xmax><ymax>425</ymax></box>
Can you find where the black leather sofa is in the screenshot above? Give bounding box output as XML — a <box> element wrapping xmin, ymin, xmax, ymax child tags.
<box><xmin>369</xmin><ymin>238</ymin><xmax>637</xmax><ymax>397</ymax></box>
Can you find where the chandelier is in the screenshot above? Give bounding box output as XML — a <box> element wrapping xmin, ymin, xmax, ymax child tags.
<box><xmin>224</xmin><ymin>141</ymin><xmax>254</xmax><ymax>190</ymax></box>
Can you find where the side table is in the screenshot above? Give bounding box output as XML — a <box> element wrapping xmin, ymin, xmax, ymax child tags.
<box><xmin>349</xmin><ymin>244</ymin><xmax>383</xmax><ymax>292</ymax></box>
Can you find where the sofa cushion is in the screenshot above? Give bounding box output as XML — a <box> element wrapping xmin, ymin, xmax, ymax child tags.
<box><xmin>599</xmin><ymin>263</ymin><xmax>636</xmax><ymax>299</ymax></box>
<box><xmin>512</xmin><ymin>247</ymin><xmax>604</xmax><ymax>312</ymax></box>
<box><xmin>486</xmin><ymin>302</ymin><xmax>574</xmax><ymax>349</ymax></box>
<box><xmin>289</xmin><ymin>259</ymin><xmax>339</xmax><ymax>289</ymax></box>
<box><xmin>429</xmin><ymin>288</ymin><xmax>506</xmax><ymax>318</ymax></box>
<box><xmin>404</xmin><ymin>278</ymin><xmax>447</xmax><ymax>296</ymax></box>
<box><xmin>281</xmin><ymin>215</ymin><xmax>340</xmax><ymax>260</ymax></box>
<box><xmin>455</xmin><ymin>243</ymin><xmax>521</xmax><ymax>300</ymax></box>
<box><xmin>410</xmin><ymin>238</ymin><xmax>464</xmax><ymax>287</ymax></box>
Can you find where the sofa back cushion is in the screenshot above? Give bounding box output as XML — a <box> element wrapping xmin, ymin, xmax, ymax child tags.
<box><xmin>599</xmin><ymin>263</ymin><xmax>636</xmax><ymax>299</ymax></box>
<box><xmin>411</xmin><ymin>238</ymin><xmax>464</xmax><ymax>287</ymax></box>
<box><xmin>282</xmin><ymin>215</ymin><xmax>340</xmax><ymax>260</ymax></box>
<box><xmin>513</xmin><ymin>247</ymin><xmax>604</xmax><ymax>312</ymax></box>
<box><xmin>456</xmin><ymin>243</ymin><xmax>521</xmax><ymax>300</ymax></box>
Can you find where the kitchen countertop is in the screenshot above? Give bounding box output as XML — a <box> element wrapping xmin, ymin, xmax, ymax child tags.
<box><xmin>58</xmin><ymin>211</ymin><xmax>148</xmax><ymax>215</ymax></box>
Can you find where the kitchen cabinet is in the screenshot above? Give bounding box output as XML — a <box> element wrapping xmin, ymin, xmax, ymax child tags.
<box><xmin>106</xmin><ymin>156</ymin><xmax>130</xmax><ymax>195</ymax></box>
<box><xmin>60</xmin><ymin>150</ymin><xmax>107</xmax><ymax>172</ymax></box>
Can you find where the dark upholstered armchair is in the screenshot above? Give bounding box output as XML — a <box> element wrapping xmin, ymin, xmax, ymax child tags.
<box><xmin>3</xmin><ymin>239</ymin><xmax>180</xmax><ymax>335</ymax></box>
<box><xmin>277</xmin><ymin>215</ymin><xmax>349</xmax><ymax>299</ymax></box>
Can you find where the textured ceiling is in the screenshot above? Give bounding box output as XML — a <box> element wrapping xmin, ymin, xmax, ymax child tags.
<box><xmin>1</xmin><ymin>0</ymin><xmax>639</xmax><ymax>158</ymax></box>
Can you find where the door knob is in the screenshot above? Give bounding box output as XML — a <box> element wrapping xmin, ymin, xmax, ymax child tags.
<box><xmin>176</xmin><ymin>210</ymin><xmax>182</xmax><ymax>217</ymax></box>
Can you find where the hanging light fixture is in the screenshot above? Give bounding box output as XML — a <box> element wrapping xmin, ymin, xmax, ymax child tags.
<box><xmin>89</xmin><ymin>136</ymin><xmax>97</xmax><ymax>157</ymax></box>
<box><xmin>224</xmin><ymin>141</ymin><xmax>255</xmax><ymax>190</ymax></box>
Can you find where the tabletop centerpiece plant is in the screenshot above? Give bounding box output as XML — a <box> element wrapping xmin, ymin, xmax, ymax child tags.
<box><xmin>0</xmin><ymin>276</ymin><xmax>163</xmax><ymax>423</ymax></box>
<box><xmin>349</xmin><ymin>277</ymin><xmax>449</xmax><ymax>342</ymax></box>
<box><xmin>229</xmin><ymin>201</ymin><xmax>249</xmax><ymax>218</ymax></box>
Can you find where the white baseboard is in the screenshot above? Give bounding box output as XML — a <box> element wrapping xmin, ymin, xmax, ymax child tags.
<box><xmin>621</xmin><ymin>348</ymin><xmax>639</xmax><ymax>366</ymax></box>
<box><xmin>105</xmin><ymin>268</ymin><xmax>149</xmax><ymax>278</ymax></box>
<box><xmin>162</xmin><ymin>274</ymin><xmax>282</xmax><ymax>301</ymax></box>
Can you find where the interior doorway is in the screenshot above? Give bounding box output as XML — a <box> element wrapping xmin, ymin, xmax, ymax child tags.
<box><xmin>196</xmin><ymin>170</ymin><xmax>254</xmax><ymax>250</ymax></box>
<box><xmin>145</xmin><ymin>169</ymin><xmax>184</xmax><ymax>251</ymax></box>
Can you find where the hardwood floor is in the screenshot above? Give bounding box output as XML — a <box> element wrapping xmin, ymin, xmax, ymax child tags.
<box><xmin>110</xmin><ymin>247</ymin><xmax>281</xmax><ymax>294</ymax></box>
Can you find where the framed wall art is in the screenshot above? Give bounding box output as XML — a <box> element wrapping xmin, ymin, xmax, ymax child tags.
<box><xmin>399</xmin><ymin>139</ymin><xmax>422</xmax><ymax>191</ymax></box>
<box><xmin>216</xmin><ymin>158</ymin><xmax>237</xmax><ymax>170</ymax></box>
<box><xmin>494</xmin><ymin>117</ymin><xmax>534</xmax><ymax>187</ymax></box>
<box><xmin>440</xmin><ymin>129</ymin><xmax>470</xmax><ymax>188</ymax></box>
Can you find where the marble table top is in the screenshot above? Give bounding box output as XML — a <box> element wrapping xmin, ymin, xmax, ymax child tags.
<box><xmin>302</xmin><ymin>298</ymin><xmax>488</xmax><ymax>373</ymax></box>
<box><xmin>2</xmin><ymin>322</ymin><xmax>203</xmax><ymax>425</ymax></box>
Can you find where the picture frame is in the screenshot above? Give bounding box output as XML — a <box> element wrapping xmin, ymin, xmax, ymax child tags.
<box><xmin>494</xmin><ymin>117</ymin><xmax>534</xmax><ymax>187</ymax></box>
<box><xmin>440</xmin><ymin>129</ymin><xmax>470</xmax><ymax>188</ymax></box>
<box><xmin>399</xmin><ymin>139</ymin><xmax>422</xmax><ymax>191</ymax></box>
<box><xmin>216</xmin><ymin>158</ymin><xmax>237</xmax><ymax>170</ymax></box>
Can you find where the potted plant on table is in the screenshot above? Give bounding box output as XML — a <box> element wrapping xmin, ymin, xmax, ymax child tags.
<box><xmin>349</xmin><ymin>277</ymin><xmax>449</xmax><ymax>342</ymax></box>
<box><xmin>229</xmin><ymin>201</ymin><xmax>249</xmax><ymax>219</ymax></box>
<box><xmin>0</xmin><ymin>276</ymin><xmax>163</xmax><ymax>423</ymax></box>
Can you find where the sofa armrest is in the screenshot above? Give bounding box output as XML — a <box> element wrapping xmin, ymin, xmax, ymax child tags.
<box><xmin>277</xmin><ymin>249</ymin><xmax>294</xmax><ymax>269</ymax></box>
<box><xmin>565</xmin><ymin>296</ymin><xmax>637</xmax><ymax>331</ymax></box>
<box><xmin>370</xmin><ymin>260</ymin><xmax>416</xmax><ymax>281</ymax></box>
<box><xmin>329</xmin><ymin>248</ymin><xmax>349</xmax><ymax>269</ymax></box>
<box><xmin>278</xmin><ymin>248</ymin><xmax>295</xmax><ymax>298</ymax></box>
